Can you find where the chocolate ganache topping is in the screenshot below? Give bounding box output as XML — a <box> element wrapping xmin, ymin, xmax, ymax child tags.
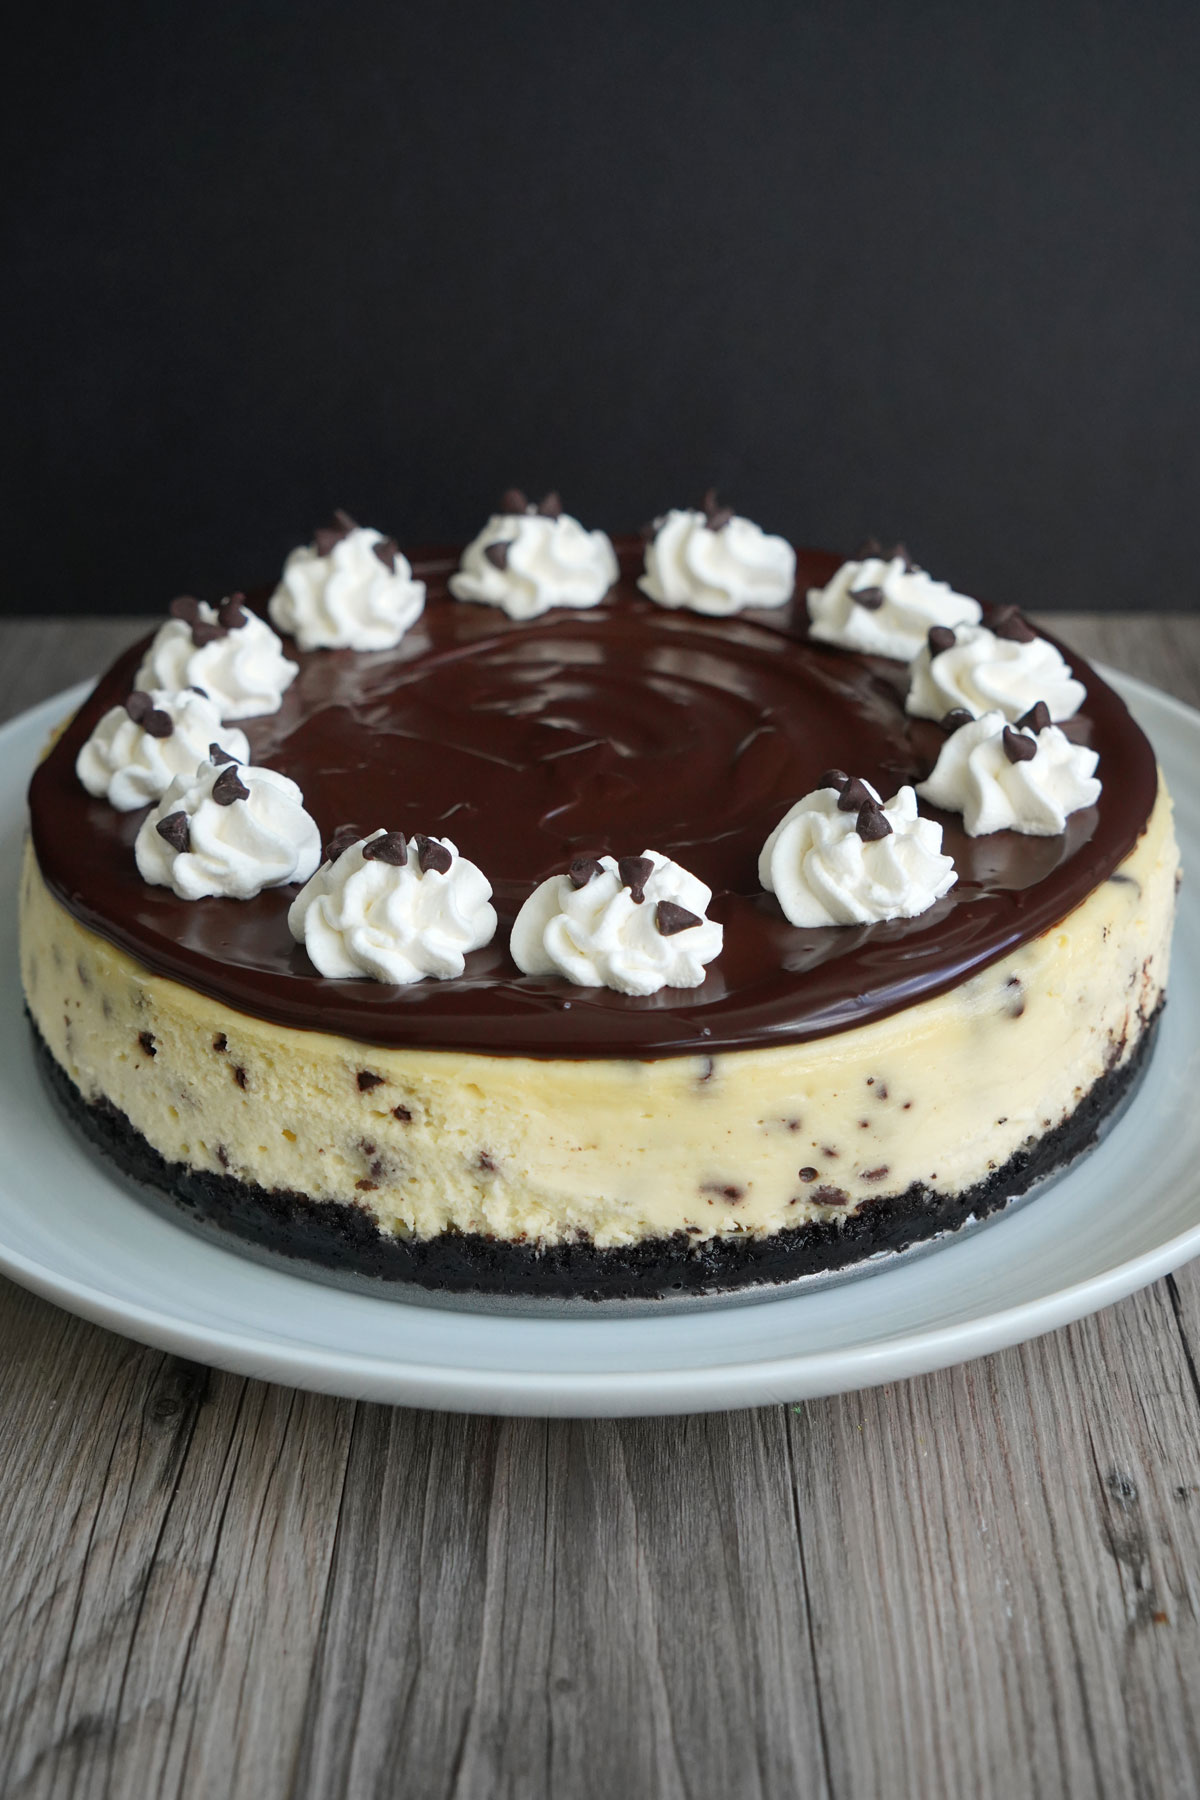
<box><xmin>29</xmin><ymin>538</ymin><xmax>1157</xmax><ymax>1056</ymax></box>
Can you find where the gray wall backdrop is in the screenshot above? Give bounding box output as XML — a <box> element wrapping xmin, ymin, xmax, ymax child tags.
<box><xmin>6</xmin><ymin>0</ymin><xmax>1199</xmax><ymax>615</ymax></box>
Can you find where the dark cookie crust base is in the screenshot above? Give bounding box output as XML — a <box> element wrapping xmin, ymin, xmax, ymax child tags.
<box><xmin>32</xmin><ymin>1011</ymin><xmax>1160</xmax><ymax>1302</ymax></box>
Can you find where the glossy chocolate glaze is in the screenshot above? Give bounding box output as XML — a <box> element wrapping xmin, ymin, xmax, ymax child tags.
<box><xmin>29</xmin><ymin>539</ymin><xmax>1158</xmax><ymax>1057</ymax></box>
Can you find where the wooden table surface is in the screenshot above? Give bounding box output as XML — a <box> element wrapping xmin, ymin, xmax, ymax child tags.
<box><xmin>2</xmin><ymin>614</ymin><xmax>1199</xmax><ymax>1800</ymax></box>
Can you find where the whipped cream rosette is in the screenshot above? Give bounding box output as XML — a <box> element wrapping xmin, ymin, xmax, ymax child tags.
<box><xmin>510</xmin><ymin>851</ymin><xmax>723</xmax><ymax>996</ymax></box>
<box><xmin>759</xmin><ymin>774</ymin><xmax>957</xmax><ymax>927</ymax></box>
<box><xmin>906</xmin><ymin>614</ymin><xmax>1085</xmax><ymax>724</ymax></box>
<box><xmin>75</xmin><ymin>688</ymin><xmax>249</xmax><ymax>811</ymax></box>
<box><xmin>135</xmin><ymin>596</ymin><xmax>298</xmax><ymax>722</ymax></box>
<box><xmin>135</xmin><ymin>756</ymin><xmax>321</xmax><ymax>900</ymax></box>
<box><xmin>449</xmin><ymin>489</ymin><xmax>618</xmax><ymax>621</ymax></box>
<box><xmin>288</xmin><ymin>828</ymin><xmax>497</xmax><ymax>984</ymax></box>
<box><xmin>917</xmin><ymin>704</ymin><xmax>1101</xmax><ymax>836</ymax></box>
<box><xmin>269</xmin><ymin>509</ymin><xmax>426</xmax><ymax>651</ymax></box>
<box><xmin>807</xmin><ymin>542</ymin><xmax>980</xmax><ymax>660</ymax></box>
<box><xmin>639</xmin><ymin>491</ymin><xmax>796</xmax><ymax>615</ymax></box>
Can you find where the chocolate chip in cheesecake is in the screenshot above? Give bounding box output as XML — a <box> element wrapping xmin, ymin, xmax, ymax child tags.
<box><xmin>415</xmin><ymin>834</ymin><xmax>452</xmax><ymax>875</ymax></box>
<box><xmin>836</xmin><ymin>775</ymin><xmax>874</xmax><ymax>812</ymax></box>
<box><xmin>1016</xmin><ymin>700</ymin><xmax>1052</xmax><ymax>733</ymax></box>
<box><xmin>856</xmin><ymin>803</ymin><xmax>892</xmax><ymax>841</ymax></box>
<box><xmin>535</xmin><ymin>491</ymin><xmax>563</xmax><ymax>518</ymax></box>
<box><xmin>217</xmin><ymin>593</ymin><xmax>248</xmax><ymax>631</ymax></box>
<box><xmin>392</xmin><ymin>1104</ymin><xmax>412</xmax><ymax>1123</ymax></box>
<box><xmin>991</xmin><ymin>605</ymin><xmax>1037</xmax><ymax>643</ymax></box>
<box><xmin>125</xmin><ymin>691</ymin><xmax>173</xmax><ymax>737</ymax></box>
<box><xmin>155</xmin><ymin>810</ymin><xmax>190</xmax><ymax>853</ymax></box>
<box><xmin>212</xmin><ymin>1033</ymin><xmax>228</xmax><ymax>1052</ymax></box>
<box><xmin>208</xmin><ymin>742</ymin><xmax>239</xmax><ymax>765</ymax></box>
<box><xmin>1002</xmin><ymin>726</ymin><xmax>1038</xmax><ymax>763</ymax></box>
<box><xmin>818</xmin><ymin>769</ymin><xmax>850</xmax><ymax>792</ymax></box>
<box><xmin>315</xmin><ymin>509</ymin><xmax>358</xmax><ymax>557</ymax></box>
<box><xmin>138</xmin><ymin>1030</ymin><xmax>156</xmax><ymax>1057</ymax></box>
<box><xmin>567</xmin><ymin>855</ymin><xmax>603</xmax><ymax>888</ymax></box>
<box><xmin>362</xmin><ymin>831</ymin><xmax>408</xmax><ymax>865</ymax></box>
<box><xmin>484</xmin><ymin>541</ymin><xmax>510</xmax><ymax>571</ymax></box>
<box><xmin>941</xmin><ymin>708</ymin><xmax>974</xmax><ymax>733</ymax></box>
<box><xmin>373</xmin><ymin>536</ymin><xmax>400</xmax><ymax>572</ymax></box>
<box><xmin>655</xmin><ymin>900</ymin><xmax>702</xmax><ymax>936</ymax></box>
<box><xmin>617</xmin><ymin>855</ymin><xmax>654</xmax><ymax>903</ymax></box>
<box><xmin>357</xmin><ymin>1070</ymin><xmax>385</xmax><ymax>1092</ymax></box>
<box><xmin>212</xmin><ymin>764</ymin><xmax>250</xmax><ymax>806</ymax></box>
<box><xmin>928</xmin><ymin>625</ymin><xmax>957</xmax><ymax>656</ymax></box>
<box><xmin>798</xmin><ymin>1166</ymin><xmax>819</xmax><ymax>1182</ymax></box>
<box><xmin>233</xmin><ymin>1065</ymin><xmax>249</xmax><ymax>1089</ymax></box>
<box><xmin>849</xmin><ymin>586</ymin><xmax>885</xmax><ymax>610</ymax></box>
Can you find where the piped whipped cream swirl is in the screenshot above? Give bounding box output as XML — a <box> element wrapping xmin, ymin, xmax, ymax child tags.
<box><xmin>906</xmin><ymin>615</ymin><xmax>1086</xmax><ymax>724</ymax></box>
<box><xmin>75</xmin><ymin>688</ymin><xmax>249</xmax><ymax>811</ymax></box>
<box><xmin>917</xmin><ymin>706</ymin><xmax>1101</xmax><ymax>836</ymax></box>
<box><xmin>135</xmin><ymin>596</ymin><xmax>298</xmax><ymax>721</ymax></box>
<box><xmin>135</xmin><ymin>757</ymin><xmax>321</xmax><ymax>900</ymax></box>
<box><xmin>449</xmin><ymin>490</ymin><xmax>618</xmax><ymax>621</ymax></box>
<box><xmin>759</xmin><ymin>775</ymin><xmax>957</xmax><ymax>927</ymax></box>
<box><xmin>268</xmin><ymin>510</ymin><xmax>426</xmax><ymax>651</ymax></box>
<box><xmin>807</xmin><ymin>543</ymin><xmax>980</xmax><ymax>660</ymax></box>
<box><xmin>288</xmin><ymin>829</ymin><xmax>497</xmax><ymax>984</ymax></box>
<box><xmin>639</xmin><ymin>492</ymin><xmax>796</xmax><ymax>615</ymax></box>
<box><xmin>510</xmin><ymin>851</ymin><xmax>723</xmax><ymax>995</ymax></box>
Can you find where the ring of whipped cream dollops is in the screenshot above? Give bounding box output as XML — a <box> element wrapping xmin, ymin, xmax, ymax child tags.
<box><xmin>73</xmin><ymin>498</ymin><xmax>1104</xmax><ymax>993</ymax></box>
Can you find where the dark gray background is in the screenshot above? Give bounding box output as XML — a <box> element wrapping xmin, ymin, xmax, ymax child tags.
<box><xmin>6</xmin><ymin>1</ymin><xmax>1199</xmax><ymax>616</ymax></box>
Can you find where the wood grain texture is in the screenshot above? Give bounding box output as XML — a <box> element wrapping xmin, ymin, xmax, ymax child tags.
<box><xmin>1</xmin><ymin>615</ymin><xmax>1199</xmax><ymax>1800</ymax></box>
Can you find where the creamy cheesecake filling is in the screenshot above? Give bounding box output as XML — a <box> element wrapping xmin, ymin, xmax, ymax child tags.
<box><xmin>20</xmin><ymin>781</ymin><xmax>1177</xmax><ymax>1251</ymax></box>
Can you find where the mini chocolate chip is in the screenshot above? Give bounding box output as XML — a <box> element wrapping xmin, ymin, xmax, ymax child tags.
<box><xmin>617</xmin><ymin>855</ymin><xmax>654</xmax><ymax>903</ymax></box>
<box><xmin>798</xmin><ymin>1166</ymin><xmax>818</xmax><ymax>1182</ymax></box>
<box><xmin>217</xmin><ymin>593</ymin><xmax>248</xmax><ymax>631</ymax></box>
<box><xmin>233</xmin><ymin>1065</ymin><xmax>248</xmax><ymax>1089</ymax></box>
<box><xmin>856</xmin><ymin>802</ymin><xmax>893</xmax><ymax>841</ymax></box>
<box><xmin>415</xmin><ymin>833</ymin><xmax>452</xmax><ymax>875</ymax></box>
<box><xmin>928</xmin><ymin>625</ymin><xmax>956</xmax><ymax>655</ymax></box>
<box><xmin>705</xmin><ymin>506</ymin><xmax>734</xmax><ymax>531</ymax></box>
<box><xmin>837</xmin><ymin>775</ymin><xmax>874</xmax><ymax>812</ymax></box>
<box><xmin>140</xmin><ymin>708</ymin><xmax>172</xmax><ymax>737</ymax></box>
<box><xmin>701</xmin><ymin>1181</ymin><xmax>744</xmax><ymax>1203</ymax></box>
<box><xmin>393</xmin><ymin>1104</ymin><xmax>412</xmax><ymax>1123</ymax></box>
<box><xmin>315</xmin><ymin>509</ymin><xmax>357</xmax><ymax>557</ymax></box>
<box><xmin>355</xmin><ymin>1178</ymin><xmax>378</xmax><ymax>1192</ymax></box>
<box><xmin>484</xmin><ymin>541</ymin><xmax>510</xmax><ymax>570</ymax></box>
<box><xmin>941</xmin><ymin>708</ymin><xmax>974</xmax><ymax>733</ymax></box>
<box><xmin>500</xmin><ymin>488</ymin><xmax>529</xmax><ymax>514</ymax></box>
<box><xmin>357</xmin><ymin>1071</ymin><xmax>384</xmax><ymax>1091</ymax></box>
<box><xmin>212</xmin><ymin>1033</ymin><xmax>227</xmax><ymax>1052</ymax></box>
<box><xmin>889</xmin><ymin>542</ymin><xmax>913</xmax><ymax>570</ymax></box>
<box><xmin>1016</xmin><ymin>700</ymin><xmax>1052</xmax><ymax>733</ymax></box>
<box><xmin>208</xmin><ymin>741</ymin><xmax>238</xmax><ymax>765</ymax></box>
<box><xmin>156</xmin><ymin>810</ymin><xmax>190</xmax><ymax>853</ymax></box>
<box><xmin>125</xmin><ymin>690</ymin><xmax>153</xmax><ymax>723</ymax></box>
<box><xmin>850</xmin><ymin>586</ymin><xmax>885</xmax><ymax>610</ymax></box>
<box><xmin>190</xmin><ymin>685</ymin><xmax>208</xmax><ymax>698</ymax></box>
<box><xmin>1002</xmin><ymin>726</ymin><xmax>1038</xmax><ymax>763</ymax></box>
<box><xmin>818</xmin><ymin>769</ymin><xmax>850</xmax><ymax>792</ymax></box>
<box><xmin>212</xmin><ymin>764</ymin><xmax>250</xmax><ymax>806</ymax></box>
<box><xmin>536</xmin><ymin>491</ymin><xmax>563</xmax><ymax>518</ymax></box>
<box><xmin>567</xmin><ymin>855</ymin><xmax>603</xmax><ymax>888</ymax></box>
<box><xmin>373</xmin><ymin>536</ymin><xmax>400</xmax><ymax>572</ymax></box>
<box><xmin>655</xmin><ymin>900</ymin><xmax>701</xmax><ymax>936</ymax></box>
<box><xmin>862</xmin><ymin>1165</ymin><xmax>890</xmax><ymax>1182</ymax></box>
<box><xmin>324</xmin><ymin>824</ymin><xmax>363</xmax><ymax>863</ymax></box>
<box><xmin>362</xmin><ymin>831</ymin><xmax>408</xmax><ymax>865</ymax></box>
<box><xmin>477</xmin><ymin>1151</ymin><xmax>497</xmax><ymax>1173</ymax></box>
<box><xmin>138</xmin><ymin>1030</ymin><xmax>156</xmax><ymax>1057</ymax></box>
<box><xmin>991</xmin><ymin>605</ymin><xmax>1037</xmax><ymax>643</ymax></box>
<box><xmin>169</xmin><ymin>596</ymin><xmax>201</xmax><ymax>624</ymax></box>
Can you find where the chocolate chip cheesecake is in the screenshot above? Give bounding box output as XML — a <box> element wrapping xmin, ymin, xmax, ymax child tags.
<box><xmin>19</xmin><ymin>501</ymin><xmax>1178</xmax><ymax>1301</ymax></box>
